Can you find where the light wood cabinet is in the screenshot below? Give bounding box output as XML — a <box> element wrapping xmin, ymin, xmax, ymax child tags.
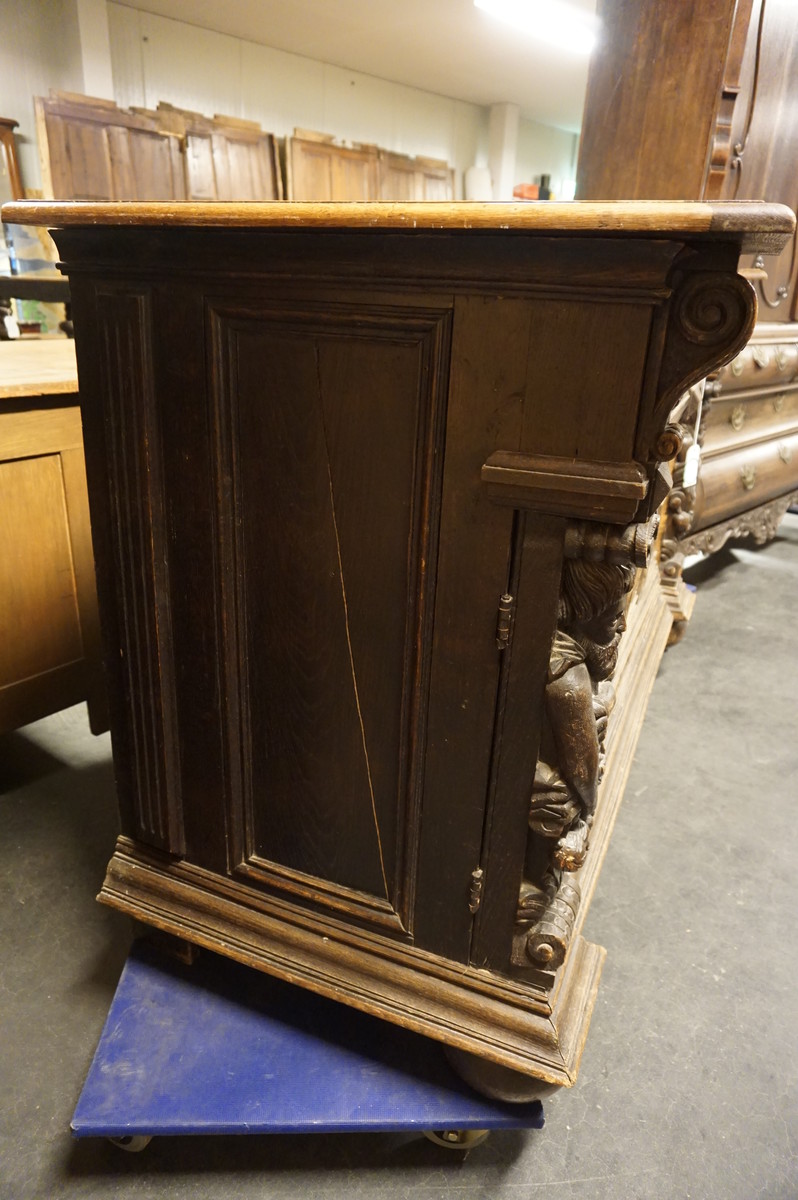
<box><xmin>0</xmin><ymin>340</ymin><xmax>105</xmax><ymax>732</ymax></box>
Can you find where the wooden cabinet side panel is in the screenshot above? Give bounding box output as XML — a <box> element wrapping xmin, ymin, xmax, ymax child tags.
<box><xmin>521</xmin><ymin>298</ymin><xmax>653</xmax><ymax>462</ymax></box>
<box><xmin>80</xmin><ymin>285</ymin><xmax>184</xmax><ymax>853</ymax></box>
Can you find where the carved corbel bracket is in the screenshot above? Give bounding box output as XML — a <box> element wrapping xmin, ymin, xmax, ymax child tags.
<box><xmin>647</xmin><ymin>269</ymin><xmax>757</xmax><ymax>468</ymax></box>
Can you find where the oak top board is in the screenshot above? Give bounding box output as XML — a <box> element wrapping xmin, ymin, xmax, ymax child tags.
<box><xmin>0</xmin><ymin>337</ymin><xmax>77</xmax><ymax>400</ymax></box>
<box><xmin>2</xmin><ymin>200</ymin><xmax>794</xmax><ymax>255</ymax></box>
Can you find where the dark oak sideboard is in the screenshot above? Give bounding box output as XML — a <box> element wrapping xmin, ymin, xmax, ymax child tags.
<box><xmin>4</xmin><ymin>199</ymin><xmax>792</xmax><ymax>1096</ymax></box>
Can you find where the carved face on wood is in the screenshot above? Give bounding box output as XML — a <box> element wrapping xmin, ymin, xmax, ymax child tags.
<box><xmin>558</xmin><ymin>559</ymin><xmax>635</xmax><ymax>681</ymax></box>
<box><xmin>575</xmin><ymin>595</ymin><xmax>628</xmax><ymax>647</ymax></box>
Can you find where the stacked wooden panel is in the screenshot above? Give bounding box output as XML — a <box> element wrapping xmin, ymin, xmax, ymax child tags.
<box><xmin>34</xmin><ymin>93</ymin><xmax>455</xmax><ymax>205</ymax></box>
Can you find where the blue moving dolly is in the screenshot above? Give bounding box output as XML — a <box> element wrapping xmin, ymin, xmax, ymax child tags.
<box><xmin>72</xmin><ymin>939</ymin><xmax>545</xmax><ymax>1151</ymax></box>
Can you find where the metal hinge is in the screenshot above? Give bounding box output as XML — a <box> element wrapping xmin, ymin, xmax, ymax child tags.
<box><xmin>468</xmin><ymin>867</ymin><xmax>484</xmax><ymax>914</ymax></box>
<box><xmin>496</xmin><ymin>593</ymin><xmax>515</xmax><ymax>650</ymax></box>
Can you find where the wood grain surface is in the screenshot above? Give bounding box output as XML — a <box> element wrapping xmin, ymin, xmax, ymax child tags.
<box><xmin>2</xmin><ymin>199</ymin><xmax>795</xmax><ymax>254</ymax></box>
<box><xmin>0</xmin><ymin>338</ymin><xmax>77</xmax><ymax>399</ymax></box>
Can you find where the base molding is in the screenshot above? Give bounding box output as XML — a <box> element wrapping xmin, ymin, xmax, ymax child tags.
<box><xmin>99</xmin><ymin>837</ymin><xmax>604</xmax><ymax>1087</ymax></box>
<box><xmin>682</xmin><ymin>492</ymin><xmax>798</xmax><ymax>558</ymax></box>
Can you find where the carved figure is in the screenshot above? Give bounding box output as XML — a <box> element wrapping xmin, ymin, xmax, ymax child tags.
<box><xmin>514</xmin><ymin>555</ymin><xmax>636</xmax><ymax>969</ymax></box>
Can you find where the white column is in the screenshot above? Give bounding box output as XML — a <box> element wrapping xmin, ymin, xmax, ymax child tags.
<box><xmin>488</xmin><ymin>102</ymin><xmax>519</xmax><ymax>201</ymax></box>
<box><xmin>76</xmin><ymin>0</ymin><xmax>115</xmax><ymax>100</ymax></box>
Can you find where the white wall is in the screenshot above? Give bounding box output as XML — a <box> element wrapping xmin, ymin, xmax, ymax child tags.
<box><xmin>0</xmin><ymin>0</ymin><xmax>85</xmax><ymax>193</ymax></box>
<box><xmin>108</xmin><ymin>3</ymin><xmax>490</xmax><ymax>197</ymax></box>
<box><xmin>516</xmin><ymin>117</ymin><xmax>579</xmax><ymax>200</ymax></box>
<box><xmin>107</xmin><ymin>3</ymin><xmax>578</xmax><ymax>199</ymax></box>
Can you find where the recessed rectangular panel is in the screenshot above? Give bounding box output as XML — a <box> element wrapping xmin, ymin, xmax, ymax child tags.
<box><xmin>213</xmin><ymin>304</ymin><xmax>451</xmax><ymax>926</ymax></box>
<box><xmin>522</xmin><ymin>299</ymin><xmax>652</xmax><ymax>461</ymax></box>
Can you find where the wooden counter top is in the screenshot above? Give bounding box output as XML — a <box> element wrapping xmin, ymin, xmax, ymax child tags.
<box><xmin>0</xmin><ymin>338</ymin><xmax>77</xmax><ymax>400</ymax></box>
<box><xmin>1</xmin><ymin>200</ymin><xmax>795</xmax><ymax>255</ymax></box>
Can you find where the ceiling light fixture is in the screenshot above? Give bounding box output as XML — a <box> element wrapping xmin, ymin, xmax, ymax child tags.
<box><xmin>474</xmin><ymin>0</ymin><xmax>599</xmax><ymax>56</ymax></box>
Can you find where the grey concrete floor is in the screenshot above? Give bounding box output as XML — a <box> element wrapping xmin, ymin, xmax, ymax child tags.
<box><xmin>2</xmin><ymin>516</ymin><xmax>797</xmax><ymax>1200</ymax></box>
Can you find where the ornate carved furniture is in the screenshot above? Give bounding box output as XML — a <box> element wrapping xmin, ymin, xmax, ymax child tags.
<box><xmin>0</xmin><ymin>338</ymin><xmax>105</xmax><ymax>733</ymax></box>
<box><xmin>661</xmin><ymin>323</ymin><xmax>798</xmax><ymax>584</ymax></box>
<box><xmin>577</xmin><ymin>0</ymin><xmax>798</xmax><ymax>585</ymax></box>
<box><xmin>4</xmin><ymin>198</ymin><xmax>791</xmax><ymax>1093</ymax></box>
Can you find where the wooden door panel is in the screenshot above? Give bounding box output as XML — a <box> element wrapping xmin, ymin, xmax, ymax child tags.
<box><xmin>45</xmin><ymin>113</ymin><xmax>114</xmax><ymax>199</ymax></box>
<box><xmin>210</xmin><ymin>300</ymin><xmax>452</xmax><ymax>934</ymax></box>
<box><xmin>288</xmin><ymin>142</ymin><xmax>334</xmax><ymax>200</ymax></box>
<box><xmin>288</xmin><ymin>139</ymin><xmax>378</xmax><ymax>201</ymax></box>
<box><xmin>331</xmin><ymin>153</ymin><xmax>377</xmax><ymax>201</ymax></box>
<box><xmin>128</xmin><ymin>130</ymin><xmax>185</xmax><ymax>200</ymax></box>
<box><xmin>184</xmin><ymin>133</ymin><xmax>217</xmax><ymax>199</ymax></box>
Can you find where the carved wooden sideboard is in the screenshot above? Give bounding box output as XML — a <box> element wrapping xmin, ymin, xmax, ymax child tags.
<box><xmin>4</xmin><ymin>199</ymin><xmax>792</xmax><ymax>1094</ymax></box>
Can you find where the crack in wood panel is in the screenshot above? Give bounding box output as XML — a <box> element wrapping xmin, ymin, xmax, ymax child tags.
<box><xmin>315</xmin><ymin>342</ymin><xmax>390</xmax><ymax>902</ymax></box>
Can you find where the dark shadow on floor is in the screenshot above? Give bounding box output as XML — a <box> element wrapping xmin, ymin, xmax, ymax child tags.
<box><xmin>0</xmin><ymin>727</ymin><xmax>72</xmax><ymax>791</ymax></box>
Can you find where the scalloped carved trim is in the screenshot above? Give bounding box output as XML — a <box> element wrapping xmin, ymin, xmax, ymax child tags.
<box><xmin>681</xmin><ymin>493</ymin><xmax>798</xmax><ymax>556</ymax></box>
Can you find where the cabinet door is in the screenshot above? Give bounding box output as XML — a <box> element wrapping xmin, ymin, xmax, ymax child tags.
<box><xmin>206</xmin><ymin>293</ymin><xmax>478</xmax><ymax>946</ymax></box>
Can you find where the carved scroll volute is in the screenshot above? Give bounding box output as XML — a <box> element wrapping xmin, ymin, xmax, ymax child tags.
<box><xmin>647</xmin><ymin>270</ymin><xmax>757</xmax><ymax>471</ymax></box>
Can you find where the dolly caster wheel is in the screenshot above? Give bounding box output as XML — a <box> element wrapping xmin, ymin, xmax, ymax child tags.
<box><xmin>423</xmin><ymin>1128</ymin><xmax>489</xmax><ymax>1150</ymax></box>
<box><xmin>107</xmin><ymin>1134</ymin><xmax>152</xmax><ymax>1152</ymax></box>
